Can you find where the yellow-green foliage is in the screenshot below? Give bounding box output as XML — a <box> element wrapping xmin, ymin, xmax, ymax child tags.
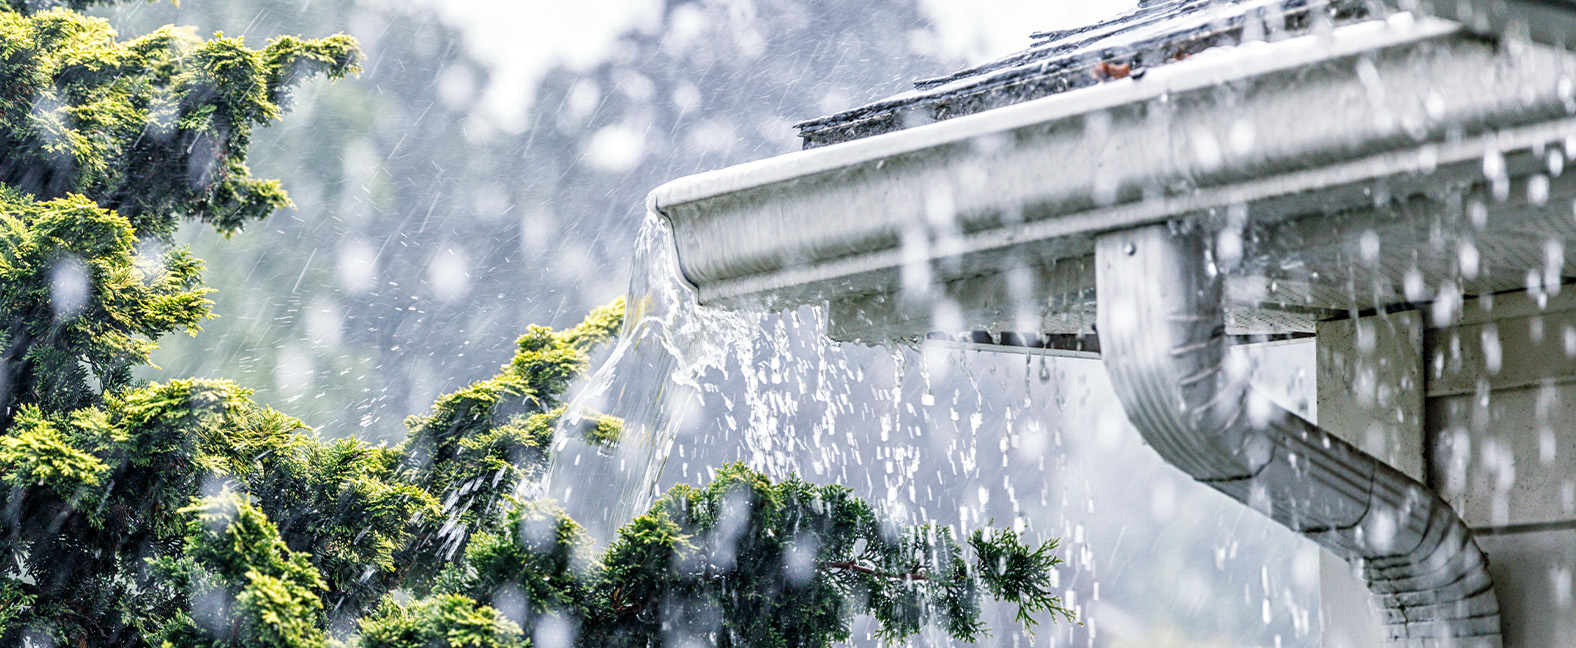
<box><xmin>0</xmin><ymin>405</ymin><xmax>107</xmax><ymax>491</ymax></box>
<box><xmin>508</xmin><ymin>298</ymin><xmax>625</xmax><ymax>398</ymax></box>
<box><xmin>398</xmin><ymin>298</ymin><xmax>626</xmax><ymax>536</ymax></box>
<box><xmin>0</xmin><ymin>7</ymin><xmax>359</xmax><ymax>238</ymax></box>
<box><xmin>0</xmin><ymin>187</ymin><xmax>209</xmax><ymax>416</ymax></box>
<box><xmin>357</xmin><ymin>594</ymin><xmax>524</xmax><ymax>648</ymax></box>
<box><xmin>147</xmin><ymin>491</ymin><xmax>329</xmax><ymax>648</ymax></box>
<box><xmin>0</xmin><ymin>304</ymin><xmax>625</xmax><ymax>646</ymax></box>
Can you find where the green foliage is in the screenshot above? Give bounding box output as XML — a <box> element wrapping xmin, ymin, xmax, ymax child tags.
<box><xmin>970</xmin><ymin>526</ymin><xmax>1075</xmax><ymax>628</ymax></box>
<box><xmin>508</xmin><ymin>298</ymin><xmax>625</xmax><ymax>399</ymax></box>
<box><xmin>413</xmin><ymin>463</ymin><xmax>1071</xmax><ymax>648</ymax></box>
<box><xmin>0</xmin><ymin>8</ymin><xmax>368</xmax><ymax>640</ymax></box>
<box><xmin>436</xmin><ymin>501</ymin><xmax>596</xmax><ymax>616</ymax></box>
<box><xmin>146</xmin><ymin>491</ymin><xmax>328</xmax><ymax>648</ymax></box>
<box><xmin>0</xmin><ymin>3</ymin><xmax>1074</xmax><ymax>647</ymax></box>
<box><xmin>0</xmin><ymin>295</ymin><xmax>630</xmax><ymax>645</ymax></box>
<box><xmin>0</xmin><ymin>404</ymin><xmax>108</xmax><ymax>493</ymax></box>
<box><xmin>0</xmin><ymin>6</ymin><xmax>359</xmax><ymax>238</ymax></box>
<box><xmin>0</xmin><ymin>577</ymin><xmax>33</xmax><ymax>636</ymax></box>
<box><xmin>398</xmin><ymin>298</ymin><xmax>626</xmax><ymax>539</ymax></box>
<box><xmin>578</xmin><ymin>411</ymin><xmax>624</xmax><ymax>448</ymax></box>
<box><xmin>0</xmin><ymin>378</ymin><xmax>321</xmax><ymax>645</ymax></box>
<box><xmin>0</xmin><ymin>186</ymin><xmax>209</xmax><ymax>420</ymax></box>
<box><xmin>357</xmin><ymin>594</ymin><xmax>524</xmax><ymax>648</ymax></box>
<box><xmin>588</xmin><ymin>465</ymin><xmax>1067</xmax><ymax>647</ymax></box>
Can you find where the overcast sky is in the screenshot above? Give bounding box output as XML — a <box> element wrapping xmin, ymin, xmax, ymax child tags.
<box><xmin>420</xmin><ymin>0</ymin><xmax>1137</xmax><ymax>126</ymax></box>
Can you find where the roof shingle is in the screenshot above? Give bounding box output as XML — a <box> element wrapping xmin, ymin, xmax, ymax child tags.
<box><xmin>795</xmin><ymin>0</ymin><xmax>1378</xmax><ymax>149</ymax></box>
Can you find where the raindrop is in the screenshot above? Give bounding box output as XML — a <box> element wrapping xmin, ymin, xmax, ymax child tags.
<box><xmin>1229</xmin><ymin>119</ymin><xmax>1256</xmax><ymax>156</ymax></box>
<box><xmin>1217</xmin><ymin>226</ymin><xmax>1244</xmax><ymax>269</ymax></box>
<box><xmin>426</xmin><ymin>245</ymin><xmax>471</xmax><ymax>300</ymax></box>
<box><xmin>534</xmin><ymin>615</ymin><xmax>575</xmax><ymax>648</ymax></box>
<box><xmin>1553</xmin><ymin>566</ymin><xmax>1573</xmax><ymax>608</ymax></box>
<box><xmin>1469</xmin><ymin>199</ymin><xmax>1489</xmax><ymax>229</ymax></box>
<box><xmin>1459</xmin><ymin>241</ymin><xmax>1480</xmax><ymax>279</ymax></box>
<box><xmin>336</xmin><ymin>238</ymin><xmax>379</xmax><ymax>294</ymax></box>
<box><xmin>1433</xmin><ymin>281</ymin><xmax>1462</xmax><ymax>327</ymax></box>
<box><xmin>1481</xmin><ymin>325</ymin><xmax>1502</xmax><ymax>374</ymax></box>
<box><xmin>1191</xmin><ymin>127</ymin><xmax>1222</xmax><ymax>169</ymax></box>
<box><xmin>1529</xmin><ymin>174</ymin><xmax>1551</xmax><ymax>205</ymax></box>
<box><xmin>49</xmin><ymin>257</ymin><xmax>89</xmax><ymax>319</ymax></box>
<box><xmin>1546</xmin><ymin>239</ymin><xmax>1566</xmax><ymax>297</ymax></box>
<box><xmin>584</xmin><ymin>123</ymin><xmax>647</xmax><ymax>173</ymax></box>
<box><xmin>1403</xmin><ymin>267</ymin><xmax>1428</xmax><ymax>302</ymax></box>
<box><xmin>1424</xmin><ymin>91</ymin><xmax>1446</xmax><ymax>120</ymax></box>
<box><xmin>1483</xmin><ymin>150</ymin><xmax>1507</xmax><ymax>182</ymax></box>
<box><xmin>1358</xmin><ymin>230</ymin><xmax>1380</xmax><ymax>264</ymax></box>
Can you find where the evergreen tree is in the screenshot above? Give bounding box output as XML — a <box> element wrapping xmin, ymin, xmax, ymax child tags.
<box><xmin>98</xmin><ymin>0</ymin><xmax>948</xmax><ymax>441</ymax></box>
<box><xmin>0</xmin><ymin>2</ymin><xmax>1073</xmax><ymax>646</ymax></box>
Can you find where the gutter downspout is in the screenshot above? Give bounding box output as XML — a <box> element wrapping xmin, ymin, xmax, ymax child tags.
<box><xmin>1095</xmin><ymin>223</ymin><xmax>1501</xmax><ymax>647</ymax></box>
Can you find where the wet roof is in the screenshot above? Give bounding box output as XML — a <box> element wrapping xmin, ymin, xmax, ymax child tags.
<box><xmin>795</xmin><ymin>0</ymin><xmax>1376</xmax><ymax>149</ymax></box>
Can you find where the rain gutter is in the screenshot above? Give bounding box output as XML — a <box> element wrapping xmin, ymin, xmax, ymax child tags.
<box><xmin>638</xmin><ymin>11</ymin><xmax>1576</xmax><ymax>645</ymax></box>
<box><xmin>649</xmin><ymin>15</ymin><xmax>1576</xmax><ymax>316</ymax></box>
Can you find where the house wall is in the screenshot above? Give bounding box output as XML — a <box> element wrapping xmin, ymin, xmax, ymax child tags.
<box><xmin>1317</xmin><ymin>293</ymin><xmax>1576</xmax><ymax>647</ymax></box>
<box><xmin>1316</xmin><ymin>310</ymin><xmax>1424</xmax><ymax>648</ymax></box>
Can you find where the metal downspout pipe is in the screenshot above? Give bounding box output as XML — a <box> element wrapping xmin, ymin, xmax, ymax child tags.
<box><xmin>1095</xmin><ymin>223</ymin><xmax>1502</xmax><ymax>647</ymax></box>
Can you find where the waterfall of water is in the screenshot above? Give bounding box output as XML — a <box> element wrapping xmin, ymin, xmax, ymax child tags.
<box><xmin>541</xmin><ymin>211</ymin><xmax>763</xmax><ymax>543</ymax></box>
<box><xmin>538</xmin><ymin>210</ymin><xmax>1322</xmax><ymax>647</ymax></box>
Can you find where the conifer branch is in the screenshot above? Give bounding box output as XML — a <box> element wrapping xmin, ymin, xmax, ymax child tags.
<box><xmin>817</xmin><ymin>560</ymin><xmax>932</xmax><ymax>582</ymax></box>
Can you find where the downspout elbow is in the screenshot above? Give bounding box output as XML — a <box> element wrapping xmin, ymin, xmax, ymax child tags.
<box><xmin>1095</xmin><ymin>223</ymin><xmax>1501</xmax><ymax>646</ymax></box>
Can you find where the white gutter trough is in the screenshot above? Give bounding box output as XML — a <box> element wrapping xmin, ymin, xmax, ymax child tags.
<box><xmin>648</xmin><ymin>7</ymin><xmax>1576</xmax><ymax>646</ymax></box>
<box><xmin>653</xmin><ymin>15</ymin><xmax>1576</xmax><ymax>340</ymax></box>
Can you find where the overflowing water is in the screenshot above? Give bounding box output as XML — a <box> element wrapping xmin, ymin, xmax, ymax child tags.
<box><xmin>542</xmin><ymin>212</ymin><xmax>752</xmax><ymax>539</ymax></box>
<box><xmin>542</xmin><ymin>210</ymin><xmax>1323</xmax><ymax>646</ymax></box>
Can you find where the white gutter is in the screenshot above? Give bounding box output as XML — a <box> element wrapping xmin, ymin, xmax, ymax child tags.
<box><xmin>650</xmin><ymin>16</ymin><xmax>1576</xmax><ymax>317</ymax></box>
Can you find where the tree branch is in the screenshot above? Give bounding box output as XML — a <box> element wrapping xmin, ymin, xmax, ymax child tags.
<box><xmin>818</xmin><ymin>560</ymin><xmax>930</xmax><ymax>582</ymax></box>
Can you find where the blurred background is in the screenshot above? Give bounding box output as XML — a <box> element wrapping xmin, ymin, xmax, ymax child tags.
<box><xmin>109</xmin><ymin>0</ymin><xmax>1132</xmax><ymax>434</ymax></box>
<box><xmin>104</xmin><ymin>1</ymin><xmax>1323</xmax><ymax>645</ymax></box>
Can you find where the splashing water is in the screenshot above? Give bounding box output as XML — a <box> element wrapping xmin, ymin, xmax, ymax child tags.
<box><xmin>542</xmin><ymin>210</ymin><xmax>922</xmax><ymax>544</ymax></box>
<box><xmin>541</xmin><ymin>211</ymin><xmax>752</xmax><ymax>543</ymax></box>
<box><xmin>541</xmin><ymin>211</ymin><xmax>1322</xmax><ymax>646</ymax></box>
